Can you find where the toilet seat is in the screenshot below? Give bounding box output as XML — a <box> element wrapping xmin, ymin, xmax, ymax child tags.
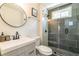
<box><xmin>36</xmin><ymin>45</ymin><xmax>52</xmax><ymax>55</ymax></box>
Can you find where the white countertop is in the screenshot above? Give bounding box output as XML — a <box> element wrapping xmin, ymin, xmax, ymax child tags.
<box><xmin>0</xmin><ymin>37</ymin><xmax>36</xmax><ymax>55</ymax></box>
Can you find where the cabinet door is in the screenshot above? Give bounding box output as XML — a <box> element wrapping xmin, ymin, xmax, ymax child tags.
<box><xmin>2</xmin><ymin>42</ymin><xmax>36</xmax><ymax>56</ymax></box>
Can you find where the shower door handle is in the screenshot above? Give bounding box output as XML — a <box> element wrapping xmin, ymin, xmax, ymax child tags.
<box><xmin>65</xmin><ymin>28</ymin><xmax>69</xmax><ymax>34</ymax></box>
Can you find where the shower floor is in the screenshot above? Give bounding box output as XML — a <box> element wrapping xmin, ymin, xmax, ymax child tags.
<box><xmin>49</xmin><ymin>46</ymin><xmax>79</xmax><ymax>56</ymax></box>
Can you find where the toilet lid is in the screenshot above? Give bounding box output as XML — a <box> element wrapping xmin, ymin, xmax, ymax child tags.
<box><xmin>37</xmin><ymin>45</ymin><xmax>52</xmax><ymax>55</ymax></box>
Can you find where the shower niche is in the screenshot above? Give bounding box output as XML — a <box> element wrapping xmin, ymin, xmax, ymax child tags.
<box><xmin>48</xmin><ymin>3</ymin><xmax>79</xmax><ymax>54</ymax></box>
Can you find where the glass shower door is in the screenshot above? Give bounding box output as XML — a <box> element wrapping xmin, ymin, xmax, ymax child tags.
<box><xmin>48</xmin><ymin>17</ymin><xmax>79</xmax><ymax>54</ymax></box>
<box><xmin>59</xmin><ymin>17</ymin><xmax>78</xmax><ymax>53</ymax></box>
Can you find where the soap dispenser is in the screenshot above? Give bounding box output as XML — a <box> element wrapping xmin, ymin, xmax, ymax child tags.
<box><xmin>1</xmin><ymin>32</ymin><xmax>4</xmax><ymax>36</ymax></box>
<box><xmin>0</xmin><ymin>32</ymin><xmax>5</xmax><ymax>42</ymax></box>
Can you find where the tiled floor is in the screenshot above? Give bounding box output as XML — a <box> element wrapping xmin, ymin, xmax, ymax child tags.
<box><xmin>50</xmin><ymin>46</ymin><xmax>79</xmax><ymax>56</ymax></box>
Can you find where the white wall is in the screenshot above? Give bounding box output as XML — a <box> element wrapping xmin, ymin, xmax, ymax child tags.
<box><xmin>0</xmin><ymin>16</ymin><xmax>38</xmax><ymax>37</ymax></box>
<box><xmin>0</xmin><ymin>3</ymin><xmax>39</xmax><ymax>38</ymax></box>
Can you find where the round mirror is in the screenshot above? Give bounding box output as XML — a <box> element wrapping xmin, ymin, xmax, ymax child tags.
<box><xmin>0</xmin><ymin>3</ymin><xmax>27</xmax><ymax>28</ymax></box>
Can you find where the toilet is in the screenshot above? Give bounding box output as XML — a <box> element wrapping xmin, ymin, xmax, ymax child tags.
<box><xmin>35</xmin><ymin>37</ymin><xmax>52</xmax><ymax>56</ymax></box>
<box><xmin>35</xmin><ymin>9</ymin><xmax>52</xmax><ymax>56</ymax></box>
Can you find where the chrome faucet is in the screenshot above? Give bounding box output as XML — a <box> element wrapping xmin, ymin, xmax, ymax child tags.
<box><xmin>15</xmin><ymin>31</ymin><xmax>20</xmax><ymax>39</ymax></box>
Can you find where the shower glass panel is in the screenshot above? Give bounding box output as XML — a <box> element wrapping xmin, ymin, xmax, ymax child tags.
<box><xmin>48</xmin><ymin>4</ymin><xmax>79</xmax><ymax>55</ymax></box>
<box><xmin>48</xmin><ymin>3</ymin><xmax>79</xmax><ymax>54</ymax></box>
<box><xmin>48</xmin><ymin>19</ymin><xmax>59</xmax><ymax>48</ymax></box>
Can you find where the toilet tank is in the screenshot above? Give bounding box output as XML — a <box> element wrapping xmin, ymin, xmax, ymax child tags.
<box><xmin>35</xmin><ymin>37</ymin><xmax>41</xmax><ymax>46</ymax></box>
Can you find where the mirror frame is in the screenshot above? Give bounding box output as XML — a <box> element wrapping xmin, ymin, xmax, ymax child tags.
<box><xmin>0</xmin><ymin>3</ymin><xmax>27</xmax><ymax>28</ymax></box>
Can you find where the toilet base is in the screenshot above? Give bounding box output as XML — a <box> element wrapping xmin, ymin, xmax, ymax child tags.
<box><xmin>36</xmin><ymin>49</ymin><xmax>52</xmax><ymax>56</ymax></box>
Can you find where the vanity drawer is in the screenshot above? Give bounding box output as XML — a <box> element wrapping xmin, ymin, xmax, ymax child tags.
<box><xmin>2</xmin><ymin>42</ymin><xmax>36</xmax><ymax>56</ymax></box>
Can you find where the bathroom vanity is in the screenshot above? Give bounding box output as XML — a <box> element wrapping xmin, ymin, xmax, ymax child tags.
<box><xmin>0</xmin><ymin>37</ymin><xmax>36</xmax><ymax>56</ymax></box>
